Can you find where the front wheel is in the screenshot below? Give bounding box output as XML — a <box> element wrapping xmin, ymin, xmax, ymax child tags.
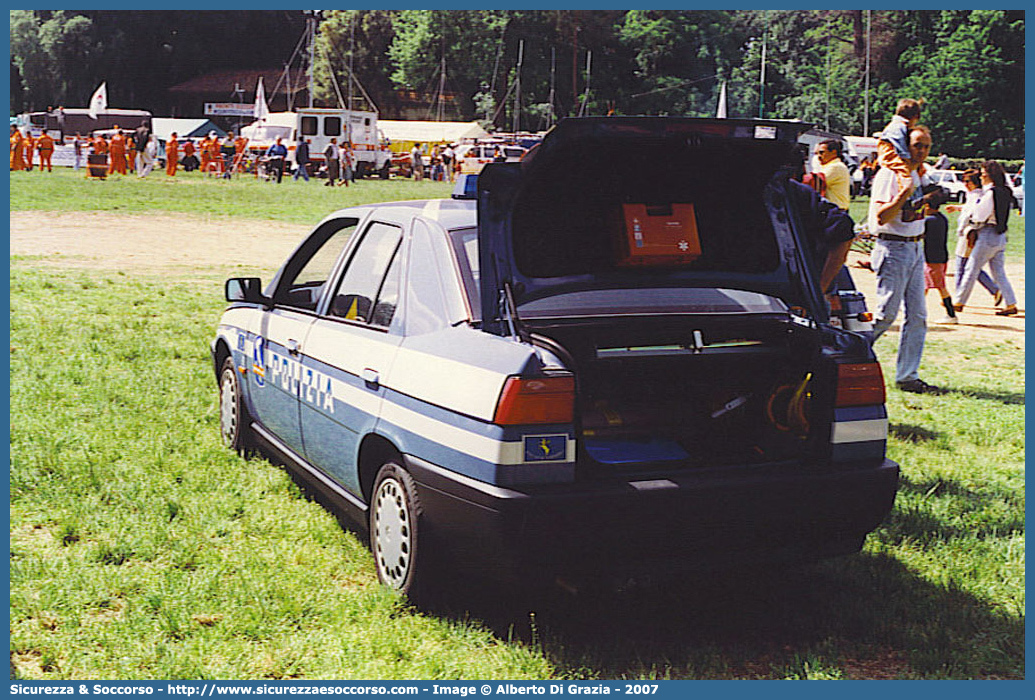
<box><xmin>219</xmin><ymin>356</ymin><xmax>253</xmax><ymax>455</ymax></box>
<box><xmin>370</xmin><ymin>461</ymin><xmax>432</xmax><ymax>601</ymax></box>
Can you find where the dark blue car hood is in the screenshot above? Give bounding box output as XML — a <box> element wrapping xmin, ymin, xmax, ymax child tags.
<box><xmin>476</xmin><ymin>117</ymin><xmax>822</xmax><ymax>336</ymax></box>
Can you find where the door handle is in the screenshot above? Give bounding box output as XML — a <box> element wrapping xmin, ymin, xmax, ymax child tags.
<box><xmin>287</xmin><ymin>339</ymin><xmax>301</xmax><ymax>356</ymax></box>
<box><xmin>362</xmin><ymin>368</ymin><xmax>380</xmax><ymax>387</ymax></box>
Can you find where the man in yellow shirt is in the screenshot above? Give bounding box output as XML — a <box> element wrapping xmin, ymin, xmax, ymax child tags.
<box><xmin>814</xmin><ymin>139</ymin><xmax>851</xmax><ymax>211</ymax></box>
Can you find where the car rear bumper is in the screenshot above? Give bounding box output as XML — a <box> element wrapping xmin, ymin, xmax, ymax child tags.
<box><xmin>404</xmin><ymin>454</ymin><xmax>899</xmax><ymax>579</ymax></box>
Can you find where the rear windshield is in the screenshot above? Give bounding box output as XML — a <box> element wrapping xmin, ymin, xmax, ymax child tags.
<box><xmin>448</xmin><ymin>227</ymin><xmax>481</xmax><ymax>319</ymax></box>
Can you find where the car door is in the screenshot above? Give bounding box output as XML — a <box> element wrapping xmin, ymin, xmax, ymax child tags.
<box><xmin>299</xmin><ymin>219</ymin><xmax>406</xmax><ymax>495</ymax></box>
<box><xmin>248</xmin><ymin>217</ymin><xmax>359</xmax><ymax>456</ymax></box>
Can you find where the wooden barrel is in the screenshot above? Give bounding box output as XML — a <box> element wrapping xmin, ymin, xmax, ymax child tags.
<box><xmin>87</xmin><ymin>154</ymin><xmax>107</xmax><ymax>179</ymax></box>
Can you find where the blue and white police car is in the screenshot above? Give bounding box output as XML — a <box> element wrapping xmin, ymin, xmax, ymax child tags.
<box><xmin>212</xmin><ymin>117</ymin><xmax>898</xmax><ymax>600</ymax></box>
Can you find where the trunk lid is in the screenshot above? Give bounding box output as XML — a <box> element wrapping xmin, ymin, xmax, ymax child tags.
<box><xmin>476</xmin><ymin>116</ymin><xmax>824</xmax><ymax>336</ymax></box>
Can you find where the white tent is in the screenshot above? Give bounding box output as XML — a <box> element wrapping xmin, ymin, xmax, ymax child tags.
<box><xmin>151</xmin><ymin>117</ymin><xmax>226</xmax><ymax>141</ymax></box>
<box><xmin>378</xmin><ymin>120</ymin><xmax>489</xmax><ymax>146</ymax></box>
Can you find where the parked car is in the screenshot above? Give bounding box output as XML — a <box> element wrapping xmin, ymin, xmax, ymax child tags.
<box><xmin>926</xmin><ymin>169</ymin><xmax>968</xmax><ymax>202</ymax></box>
<box><xmin>212</xmin><ymin>117</ymin><xmax>898</xmax><ymax>601</ymax></box>
<box><xmin>456</xmin><ymin>141</ymin><xmax>526</xmax><ymax>174</ymax></box>
<box><xmin>1008</xmin><ymin>172</ymin><xmax>1024</xmax><ymax>212</ymax></box>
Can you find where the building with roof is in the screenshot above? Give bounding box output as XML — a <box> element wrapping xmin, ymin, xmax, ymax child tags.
<box><xmin>167</xmin><ymin>67</ymin><xmax>307</xmax><ymax>121</ymax></box>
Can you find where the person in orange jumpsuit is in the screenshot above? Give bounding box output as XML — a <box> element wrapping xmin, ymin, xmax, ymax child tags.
<box><xmin>23</xmin><ymin>130</ymin><xmax>35</xmax><ymax>170</ymax></box>
<box><xmin>198</xmin><ymin>134</ymin><xmax>212</xmax><ymax>174</ymax></box>
<box><xmin>166</xmin><ymin>132</ymin><xmax>179</xmax><ymax>176</ymax></box>
<box><xmin>233</xmin><ymin>133</ymin><xmax>249</xmax><ymax>174</ymax></box>
<box><xmin>206</xmin><ymin>132</ymin><xmax>221</xmax><ymax>175</ymax></box>
<box><xmin>35</xmin><ymin>132</ymin><xmax>55</xmax><ymax>172</ymax></box>
<box><xmin>10</xmin><ymin>126</ymin><xmax>25</xmax><ymax>171</ymax></box>
<box><xmin>125</xmin><ymin>134</ymin><xmax>136</xmax><ymax>172</ymax></box>
<box><xmin>108</xmin><ymin>128</ymin><xmax>128</xmax><ymax>175</ymax></box>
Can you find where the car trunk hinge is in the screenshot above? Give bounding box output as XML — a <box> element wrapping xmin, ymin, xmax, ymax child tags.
<box><xmin>499</xmin><ymin>281</ymin><xmax>524</xmax><ymax>342</ymax></box>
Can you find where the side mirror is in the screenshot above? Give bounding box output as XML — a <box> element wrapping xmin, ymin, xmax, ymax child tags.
<box><xmin>225</xmin><ymin>277</ymin><xmax>269</xmax><ymax>306</ymax></box>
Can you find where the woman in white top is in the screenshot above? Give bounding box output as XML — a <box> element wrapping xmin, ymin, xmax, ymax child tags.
<box><xmin>954</xmin><ymin>160</ymin><xmax>1018</xmax><ymax>316</ymax></box>
<box><xmin>953</xmin><ymin>169</ymin><xmax>1000</xmax><ymax>303</ymax></box>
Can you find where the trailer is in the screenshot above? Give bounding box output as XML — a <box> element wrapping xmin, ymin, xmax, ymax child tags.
<box><xmin>17</xmin><ymin>108</ymin><xmax>151</xmax><ymax>144</ymax></box>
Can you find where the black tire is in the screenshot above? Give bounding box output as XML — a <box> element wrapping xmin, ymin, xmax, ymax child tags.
<box><xmin>219</xmin><ymin>356</ymin><xmax>253</xmax><ymax>455</ymax></box>
<box><xmin>379</xmin><ymin>162</ymin><xmax>390</xmax><ymax>180</ymax></box>
<box><xmin>370</xmin><ymin>461</ymin><xmax>433</xmax><ymax>601</ymax></box>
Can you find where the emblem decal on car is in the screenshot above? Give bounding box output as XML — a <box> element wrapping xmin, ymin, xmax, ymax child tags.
<box><xmin>251</xmin><ymin>336</ymin><xmax>266</xmax><ymax>387</ymax></box>
<box><xmin>523</xmin><ymin>435</ymin><xmax>568</xmax><ymax>462</ymax></box>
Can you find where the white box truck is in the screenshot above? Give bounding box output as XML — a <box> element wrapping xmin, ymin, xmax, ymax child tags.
<box><xmin>242</xmin><ymin>108</ymin><xmax>392</xmax><ymax>178</ymax></box>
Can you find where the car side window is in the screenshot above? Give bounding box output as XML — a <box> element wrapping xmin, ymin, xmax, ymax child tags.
<box><xmin>275</xmin><ymin>218</ymin><xmax>358</xmax><ymax>311</ymax></box>
<box><xmin>446</xmin><ymin>227</ymin><xmax>481</xmax><ymax>321</ymax></box>
<box><xmin>370</xmin><ymin>251</ymin><xmax>401</xmax><ymax>329</ymax></box>
<box><xmin>328</xmin><ymin>222</ymin><xmax>402</xmax><ymax>324</ymax></box>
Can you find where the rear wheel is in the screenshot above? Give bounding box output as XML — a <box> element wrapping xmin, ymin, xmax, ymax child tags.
<box><xmin>219</xmin><ymin>356</ymin><xmax>253</xmax><ymax>455</ymax></box>
<box><xmin>370</xmin><ymin>461</ymin><xmax>432</xmax><ymax>601</ymax></box>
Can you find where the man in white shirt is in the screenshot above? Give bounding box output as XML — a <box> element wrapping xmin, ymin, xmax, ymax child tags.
<box><xmin>814</xmin><ymin>140</ymin><xmax>851</xmax><ymax>211</ymax></box>
<box><xmin>867</xmin><ymin>125</ymin><xmax>937</xmax><ymax>394</ymax></box>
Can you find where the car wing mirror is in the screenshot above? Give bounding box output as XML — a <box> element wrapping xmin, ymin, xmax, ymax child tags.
<box><xmin>225</xmin><ymin>277</ymin><xmax>270</xmax><ymax>307</ymax></box>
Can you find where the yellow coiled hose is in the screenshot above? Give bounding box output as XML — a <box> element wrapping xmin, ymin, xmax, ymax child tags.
<box><xmin>765</xmin><ymin>373</ymin><xmax>812</xmax><ymax>435</ymax></box>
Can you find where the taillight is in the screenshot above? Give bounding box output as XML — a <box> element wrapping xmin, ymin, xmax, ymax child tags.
<box><xmin>493</xmin><ymin>375</ymin><xmax>575</xmax><ymax>425</ymax></box>
<box><xmin>836</xmin><ymin>363</ymin><xmax>886</xmax><ymax>406</ymax></box>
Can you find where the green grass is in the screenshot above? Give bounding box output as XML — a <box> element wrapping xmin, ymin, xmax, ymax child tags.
<box><xmin>9</xmin><ymin>262</ymin><xmax>1024</xmax><ymax>680</ymax></box>
<box><xmin>8</xmin><ymin>168</ymin><xmax>1025</xmax><ymax>679</ymax></box>
<box><xmin>848</xmin><ymin>196</ymin><xmax>1025</xmax><ymax>262</ymax></box>
<box><xmin>8</xmin><ymin>268</ymin><xmax>550</xmax><ymax>680</ymax></box>
<box><xmin>9</xmin><ymin>167</ymin><xmax>454</xmax><ymax>225</ymax></box>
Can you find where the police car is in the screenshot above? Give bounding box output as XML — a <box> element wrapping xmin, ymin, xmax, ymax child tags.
<box><xmin>212</xmin><ymin>117</ymin><xmax>898</xmax><ymax>600</ymax></box>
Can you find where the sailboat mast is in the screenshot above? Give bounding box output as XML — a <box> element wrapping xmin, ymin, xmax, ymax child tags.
<box><xmin>513</xmin><ymin>39</ymin><xmax>524</xmax><ymax>133</ymax></box>
<box><xmin>307</xmin><ymin>11</ymin><xmax>316</xmax><ymax>108</ymax></box>
<box><xmin>548</xmin><ymin>47</ymin><xmax>556</xmax><ymax>129</ymax></box>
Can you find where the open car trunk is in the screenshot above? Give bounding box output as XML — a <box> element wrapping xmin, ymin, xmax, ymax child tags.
<box><xmin>477</xmin><ymin>117</ymin><xmax>827</xmax><ymax>336</ymax></box>
<box><xmin>528</xmin><ymin>297</ymin><xmax>829</xmax><ymax>472</ymax></box>
<box><xmin>476</xmin><ymin>117</ymin><xmax>837</xmax><ymax>472</ymax></box>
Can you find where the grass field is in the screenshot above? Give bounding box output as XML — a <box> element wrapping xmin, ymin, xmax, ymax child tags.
<box><xmin>8</xmin><ymin>167</ymin><xmax>454</xmax><ymax>225</ymax></box>
<box><xmin>9</xmin><ymin>169</ymin><xmax>1025</xmax><ymax>679</ymax></box>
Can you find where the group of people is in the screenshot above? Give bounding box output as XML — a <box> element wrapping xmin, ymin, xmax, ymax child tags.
<box><xmin>10</xmin><ymin>125</ymin><xmax>57</xmax><ymax>172</ymax></box>
<box><xmin>310</xmin><ymin>136</ymin><xmax>357</xmax><ymax>186</ymax></box>
<box><xmin>9</xmin><ymin>122</ymin><xmax>164</xmax><ymax>177</ymax></box>
<box><xmin>863</xmin><ymin>99</ymin><xmax>1019</xmax><ymax>393</ymax></box>
<box><xmin>797</xmin><ymin>98</ymin><xmax>1020</xmax><ymax>395</ymax></box>
<box><xmin>409</xmin><ymin>143</ymin><xmax>466</xmax><ymax>183</ymax></box>
<box><xmin>163</xmin><ymin>130</ymin><xmax>251</xmax><ymax>178</ymax></box>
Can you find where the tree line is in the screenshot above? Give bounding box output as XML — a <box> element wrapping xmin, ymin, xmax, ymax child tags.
<box><xmin>10</xmin><ymin>10</ymin><xmax>1025</xmax><ymax>158</ymax></box>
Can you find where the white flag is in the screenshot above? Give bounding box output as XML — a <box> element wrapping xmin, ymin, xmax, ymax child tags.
<box><xmin>88</xmin><ymin>82</ymin><xmax>107</xmax><ymax>120</ymax></box>
<box><xmin>716</xmin><ymin>81</ymin><xmax>728</xmax><ymax>119</ymax></box>
<box><xmin>254</xmin><ymin>77</ymin><xmax>270</xmax><ymax>121</ymax></box>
